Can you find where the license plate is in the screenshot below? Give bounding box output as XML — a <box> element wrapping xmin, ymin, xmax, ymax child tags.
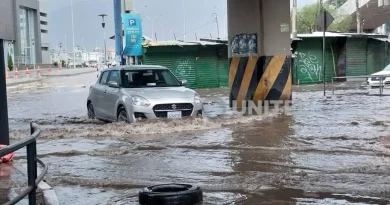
<box><xmin>167</xmin><ymin>111</ymin><xmax>182</xmax><ymax>119</ymax></box>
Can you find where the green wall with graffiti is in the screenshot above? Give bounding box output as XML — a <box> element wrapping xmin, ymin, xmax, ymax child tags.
<box><xmin>294</xmin><ymin>38</ymin><xmax>337</xmax><ymax>85</ymax></box>
<box><xmin>142</xmin><ymin>45</ymin><xmax>229</xmax><ymax>89</ymax></box>
<box><xmin>293</xmin><ymin>36</ymin><xmax>390</xmax><ymax>85</ymax></box>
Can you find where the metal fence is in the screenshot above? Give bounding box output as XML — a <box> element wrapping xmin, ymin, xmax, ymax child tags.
<box><xmin>14</xmin><ymin>56</ymin><xmax>33</xmax><ymax>67</ymax></box>
<box><xmin>0</xmin><ymin>123</ymin><xmax>48</xmax><ymax>205</ymax></box>
<box><xmin>331</xmin><ymin>75</ymin><xmax>390</xmax><ymax>96</ymax></box>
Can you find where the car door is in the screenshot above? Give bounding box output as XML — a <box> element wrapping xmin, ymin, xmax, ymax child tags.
<box><xmin>104</xmin><ymin>70</ymin><xmax>121</xmax><ymax>120</ymax></box>
<box><xmin>94</xmin><ymin>70</ymin><xmax>111</xmax><ymax>119</ymax></box>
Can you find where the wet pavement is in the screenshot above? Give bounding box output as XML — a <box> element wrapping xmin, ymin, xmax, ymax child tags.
<box><xmin>3</xmin><ymin>73</ymin><xmax>390</xmax><ymax>204</ymax></box>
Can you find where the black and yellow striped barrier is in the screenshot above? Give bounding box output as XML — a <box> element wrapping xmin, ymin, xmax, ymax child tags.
<box><xmin>229</xmin><ymin>55</ymin><xmax>292</xmax><ymax>108</ymax></box>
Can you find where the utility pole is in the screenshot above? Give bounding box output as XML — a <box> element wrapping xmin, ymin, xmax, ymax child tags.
<box><xmin>114</xmin><ymin>0</ymin><xmax>123</xmax><ymax>65</ymax></box>
<box><xmin>183</xmin><ymin>0</ymin><xmax>186</xmax><ymax>41</ymax></box>
<box><xmin>356</xmin><ymin>0</ymin><xmax>361</xmax><ymax>33</ymax></box>
<box><xmin>0</xmin><ymin>40</ymin><xmax>9</xmax><ymax>145</ymax></box>
<box><xmin>292</xmin><ymin>0</ymin><xmax>297</xmax><ymax>39</ymax></box>
<box><xmin>212</xmin><ymin>13</ymin><xmax>220</xmax><ymax>39</ymax></box>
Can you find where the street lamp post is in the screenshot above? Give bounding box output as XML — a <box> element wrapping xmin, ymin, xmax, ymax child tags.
<box><xmin>141</xmin><ymin>14</ymin><xmax>162</xmax><ymax>41</ymax></box>
<box><xmin>70</xmin><ymin>0</ymin><xmax>76</xmax><ymax>69</ymax></box>
<box><xmin>99</xmin><ymin>14</ymin><xmax>108</xmax><ymax>66</ymax></box>
<box><xmin>183</xmin><ymin>0</ymin><xmax>186</xmax><ymax>41</ymax></box>
<box><xmin>156</xmin><ymin>22</ymin><xmax>165</xmax><ymax>41</ymax></box>
<box><xmin>212</xmin><ymin>13</ymin><xmax>220</xmax><ymax>39</ymax></box>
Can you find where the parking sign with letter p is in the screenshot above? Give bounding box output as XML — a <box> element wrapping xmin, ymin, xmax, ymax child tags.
<box><xmin>129</xmin><ymin>19</ymin><xmax>136</xmax><ymax>26</ymax></box>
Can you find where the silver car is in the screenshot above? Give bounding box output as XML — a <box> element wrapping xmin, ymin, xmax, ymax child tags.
<box><xmin>87</xmin><ymin>65</ymin><xmax>203</xmax><ymax>123</ymax></box>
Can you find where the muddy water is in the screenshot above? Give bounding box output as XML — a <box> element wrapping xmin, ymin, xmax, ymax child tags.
<box><xmin>5</xmin><ymin>78</ymin><xmax>390</xmax><ymax>204</ymax></box>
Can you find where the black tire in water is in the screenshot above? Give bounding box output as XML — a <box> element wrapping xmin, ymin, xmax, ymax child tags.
<box><xmin>117</xmin><ymin>107</ymin><xmax>128</xmax><ymax>123</ymax></box>
<box><xmin>87</xmin><ymin>103</ymin><xmax>95</xmax><ymax>119</ymax></box>
<box><xmin>139</xmin><ymin>184</ymin><xmax>203</xmax><ymax>205</ymax></box>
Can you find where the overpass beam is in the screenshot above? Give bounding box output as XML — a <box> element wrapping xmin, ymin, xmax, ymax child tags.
<box><xmin>228</xmin><ymin>0</ymin><xmax>292</xmax><ymax>108</ymax></box>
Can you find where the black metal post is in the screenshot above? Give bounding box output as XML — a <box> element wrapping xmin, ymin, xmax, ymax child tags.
<box><xmin>27</xmin><ymin>123</ymin><xmax>37</xmax><ymax>205</ymax></box>
<box><xmin>26</xmin><ymin>145</ymin><xmax>37</xmax><ymax>205</ymax></box>
<box><xmin>0</xmin><ymin>39</ymin><xmax>10</xmax><ymax>145</ymax></box>
<box><xmin>323</xmin><ymin>8</ymin><xmax>326</xmax><ymax>96</ymax></box>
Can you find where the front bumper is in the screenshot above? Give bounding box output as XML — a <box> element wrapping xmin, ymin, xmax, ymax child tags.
<box><xmin>128</xmin><ymin>100</ymin><xmax>203</xmax><ymax>122</ymax></box>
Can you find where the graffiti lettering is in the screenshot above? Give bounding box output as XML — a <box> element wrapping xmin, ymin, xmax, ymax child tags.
<box><xmin>176</xmin><ymin>59</ymin><xmax>193</xmax><ymax>78</ymax></box>
<box><xmin>297</xmin><ymin>52</ymin><xmax>322</xmax><ymax>82</ymax></box>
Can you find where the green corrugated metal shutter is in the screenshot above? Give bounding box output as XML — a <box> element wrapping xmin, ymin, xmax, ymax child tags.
<box><xmin>196</xmin><ymin>50</ymin><xmax>219</xmax><ymax>89</ymax></box>
<box><xmin>346</xmin><ymin>38</ymin><xmax>367</xmax><ymax>76</ymax></box>
<box><xmin>143</xmin><ymin>53</ymin><xmax>173</xmax><ymax>69</ymax></box>
<box><xmin>367</xmin><ymin>39</ymin><xmax>385</xmax><ymax>75</ymax></box>
<box><xmin>217</xmin><ymin>49</ymin><xmax>229</xmax><ymax>88</ymax></box>
<box><xmin>295</xmin><ymin>38</ymin><xmax>336</xmax><ymax>84</ymax></box>
<box><xmin>295</xmin><ymin>39</ymin><xmax>324</xmax><ymax>84</ymax></box>
<box><xmin>172</xmin><ymin>54</ymin><xmax>197</xmax><ymax>89</ymax></box>
<box><xmin>325</xmin><ymin>39</ymin><xmax>337</xmax><ymax>82</ymax></box>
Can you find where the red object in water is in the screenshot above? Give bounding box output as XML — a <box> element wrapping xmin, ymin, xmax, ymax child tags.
<box><xmin>0</xmin><ymin>145</ymin><xmax>14</xmax><ymax>163</ymax></box>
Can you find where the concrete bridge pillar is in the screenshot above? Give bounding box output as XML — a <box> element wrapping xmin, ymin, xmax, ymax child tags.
<box><xmin>228</xmin><ymin>0</ymin><xmax>292</xmax><ymax>108</ymax></box>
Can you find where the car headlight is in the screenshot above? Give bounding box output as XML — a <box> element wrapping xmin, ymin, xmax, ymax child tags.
<box><xmin>194</xmin><ymin>93</ymin><xmax>202</xmax><ymax>104</ymax></box>
<box><xmin>132</xmin><ymin>96</ymin><xmax>151</xmax><ymax>107</ymax></box>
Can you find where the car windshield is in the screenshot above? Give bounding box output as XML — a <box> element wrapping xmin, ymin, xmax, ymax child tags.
<box><xmin>121</xmin><ymin>69</ymin><xmax>181</xmax><ymax>88</ymax></box>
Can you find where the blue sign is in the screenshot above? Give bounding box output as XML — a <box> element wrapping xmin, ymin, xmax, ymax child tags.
<box><xmin>122</xmin><ymin>13</ymin><xmax>143</xmax><ymax>56</ymax></box>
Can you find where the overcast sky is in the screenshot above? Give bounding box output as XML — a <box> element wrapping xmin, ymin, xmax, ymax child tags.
<box><xmin>48</xmin><ymin>0</ymin><xmax>317</xmax><ymax>51</ymax></box>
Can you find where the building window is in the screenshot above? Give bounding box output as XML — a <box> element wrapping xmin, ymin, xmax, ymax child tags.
<box><xmin>41</xmin><ymin>29</ymin><xmax>48</xmax><ymax>33</ymax></box>
<box><xmin>40</xmin><ymin>21</ymin><xmax>48</xmax><ymax>25</ymax></box>
<box><xmin>42</xmin><ymin>47</ymin><xmax>49</xmax><ymax>51</ymax></box>
<box><xmin>40</xmin><ymin>12</ymin><xmax>47</xmax><ymax>17</ymax></box>
<box><xmin>19</xmin><ymin>7</ymin><xmax>37</xmax><ymax>64</ymax></box>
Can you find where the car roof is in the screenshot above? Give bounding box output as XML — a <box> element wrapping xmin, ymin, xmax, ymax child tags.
<box><xmin>103</xmin><ymin>65</ymin><xmax>169</xmax><ymax>71</ymax></box>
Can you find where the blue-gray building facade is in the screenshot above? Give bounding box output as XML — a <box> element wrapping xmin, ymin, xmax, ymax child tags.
<box><xmin>0</xmin><ymin>0</ymin><xmax>49</xmax><ymax>68</ymax></box>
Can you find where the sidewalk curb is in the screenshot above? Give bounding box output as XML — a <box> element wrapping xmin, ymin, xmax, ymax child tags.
<box><xmin>6</xmin><ymin>78</ymin><xmax>43</xmax><ymax>87</ymax></box>
<box><xmin>38</xmin><ymin>181</ymin><xmax>60</xmax><ymax>205</ymax></box>
<box><xmin>20</xmin><ymin>165</ymin><xmax>60</xmax><ymax>205</ymax></box>
<box><xmin>41</xmin><ymin>70</ymin><xmax>98</xmax><ymax>77</ymax></box>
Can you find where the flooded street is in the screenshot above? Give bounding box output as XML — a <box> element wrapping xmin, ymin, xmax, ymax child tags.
<box><xmin>3</xmin><ymin>73</ymin><xmax>390</xmax><ymax>204</ymax></box>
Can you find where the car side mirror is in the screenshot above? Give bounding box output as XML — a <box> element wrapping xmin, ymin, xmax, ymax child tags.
<box><xmin>108</xmin><ymin>81</ymin><xmax>119</xmax><ymax>88</ymax></box>
<box><xmin>180</xmin><ymin>80</ymin><xmax>187</xmax><ymax>86</ymax></box>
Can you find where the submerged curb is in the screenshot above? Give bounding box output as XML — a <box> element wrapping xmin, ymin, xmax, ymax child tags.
<box><xmin>36</xmin><ymin>167</ymin><xmax>59</xmax><ymax>205</ymax></box>
<box><xmin>38</xmin><ymin>181</ymin><xmax>59</xmax><ymax>205</ymax></box>
<box><xmin>41</xmin><ymin>70</ymin><xmax>98</xmax><ymax>77</ymax></box>
<box><xmin>21</xmin><ymin>165</ymin><xmax>59</xmax><ymax>205</ymax></box>
<box><xmin>6</xmin><ymin>79</ymin><xmax>43</xmax><ymax>86</ymax></box>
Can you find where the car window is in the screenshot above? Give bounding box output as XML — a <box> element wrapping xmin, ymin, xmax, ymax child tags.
<box><xmin>160</xmin><ymin>71</ymin><xmax>179</xmax><ymax>85</ymax></box>
<box><xmin>121</xmin><ymin>69</ymin><xmax>181</xmax><ymax>88</ymax></box>
<box><xmin>108</xmin><ymin>71</ymin><xmax>120</xmax><ymax>84</ymax></box>
<box><xmin>99</xmin><ymin>71</ymin><xmax>110</xmax><ymax>85</ymax></box>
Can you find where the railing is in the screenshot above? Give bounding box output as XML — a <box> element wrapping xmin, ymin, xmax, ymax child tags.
<box><xmin>0</xmin><ymin>123</ymin><xmax>48</xmax><ymax>205</ymax></box>
<box><xmin>331</xmin><ymin>75</ymin><xmax>390</xmax><ymax>96</ymax></box>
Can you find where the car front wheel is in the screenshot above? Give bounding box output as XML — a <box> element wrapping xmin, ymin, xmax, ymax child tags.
<box><xmin>87</xmin><ymin>103</ymin><xmax>95</xmax><ymax>119</ymax></box>
<box><xmin>117</xmin><ymin>108</ymin><xmax>128</xmax><ymax>123</ymax></box>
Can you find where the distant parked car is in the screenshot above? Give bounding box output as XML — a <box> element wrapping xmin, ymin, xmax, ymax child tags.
<box><xmin>88</xmin><ymin>61</ymin><xmax>98</xmax><ymax>68</ymax></box>
<box><xmin>86</xmin><ymin>65</ymin><xmax>203</xmax><ymax>123</ymax></box>
<box><xmin>367</xmin><ymin>64</ymin><xmax>390</xmax><ymax>87</ymax></box>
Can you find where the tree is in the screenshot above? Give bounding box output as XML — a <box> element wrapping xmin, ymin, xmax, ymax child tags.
<box><xmin>296</xmin><ymin>3</ymin><xmax>353</xmax><ymax>34</ymax></box>
<box><xmin>326</xmin><ymin>0</ymin><xmax>348</xmax><ymax>9</ymax></box>
<box><xmin>7</xmin><ymin>55</ymin><xmax>13</xmax><ymax>71</ymax></box>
